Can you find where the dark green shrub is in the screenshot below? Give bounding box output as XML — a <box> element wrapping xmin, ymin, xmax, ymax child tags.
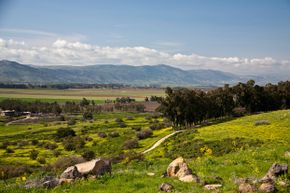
<box><xmin>137</xmin><ymin>129</ymin><xmax>153</xmax><ymax>139</ymax></box>
<box><xmin>67</xmin><ymin>118</ymin><xmax>76</xmax><ymax>125</ymax></box>
<box><xmin>0</xmin><ymin>165</ymin><xmax>31</xmax><ymax>180</ymax></box>
<box><xmin>30</xmin><ymin>139</ymin><xmax>39</xmax><ymax>145</ymax></box>
<box><xmin>55</xmin><ymin>127</ymin><xmax>76</xmax><ymax>139</ymax></box>
<box><xmin>82</xmin><ymin>150</ymin><xmax>96</xmax><ymax>161</ymax></box>
<box><xmin>98</xmin><ymin>132</ymin><xmax>107</xmax><ymax>138</ymax></box>
<box><xmin>52</xmin><ymin>150</ymin><xmax>61</xmax><ymax>157</ymax></box>
<box><xmin>43</xmin><ymin>142</ymin><xmax>58</xmax><ymax>150</ymax></box>
<box><xmin>118</xmin><ymin>122</ymin><xmax>127</xmax><ymax>128</ymax></box>
<box><xmin>30</xmin><ymin>149</ymin><xmax>39</xmax><ymax>160</ymax></box>
<box><xmin>5</xmin><ymin>148</ymin><xmax>14</xmax><ymax>154</ymax></box>
<box><xmin>37</xmin><ymin>157</ymin><xmax>46</xmax><ymax>164</ymax></box>
<box><xmin>51</xmin><ymin>155</ymin><xmax>85</xmax><ymax>171</ymax></box>
<box><xmin>123</xmin><ymin>139</ymin><xmax>139</xmax><ymax>149</ymax></box>
<box><xmin>63</xmin><ymin>136</ymin><xmax>85</xmax><ymax>151</ymax></box>
<box><xmin>83</xmin><ymin>111</ymin><xmax>93</xmax><ymax>120</ymax></box>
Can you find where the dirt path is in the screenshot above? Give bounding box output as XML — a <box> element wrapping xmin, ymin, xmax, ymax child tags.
<box><xmin>142</xmin><ymin>130</ymin><xmax>184</xmax><ymax>154</ymax></box>
<box><xmin>5</xmin><ymin>116</ymin><xmax>37</xmax><ymax>126</ymax></box>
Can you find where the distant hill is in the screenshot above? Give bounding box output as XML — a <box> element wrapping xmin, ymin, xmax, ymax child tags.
<box><xmin>0</xmin><ymin>60</ymin><xmax>259</xmax><ymax>86</ymax></box>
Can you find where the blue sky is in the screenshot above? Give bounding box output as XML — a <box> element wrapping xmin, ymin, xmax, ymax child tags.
<box><xmin>0</xmin><ymin>0</ymin><xmax>290</xmax><ymax>75</ymax></box>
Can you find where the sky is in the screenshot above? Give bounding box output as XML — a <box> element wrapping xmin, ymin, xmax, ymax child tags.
<box><xmin>0</xmin><ymin>0</ymin><xmax>290</xmax><ymax>75</ymax></box>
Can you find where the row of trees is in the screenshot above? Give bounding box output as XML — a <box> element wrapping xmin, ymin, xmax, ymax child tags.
<box><xmin>0</xmin><ymin>97</ymin><xmax>145</xmax><ymax>115</ymax></box>
<box><xmin>159</xmin><ymin>80</ymin><xmax>290</xmax><ymax>127</ymax></box>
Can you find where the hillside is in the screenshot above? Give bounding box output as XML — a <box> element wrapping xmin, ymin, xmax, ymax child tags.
<box><xmin>1</xmin><ymin>110</ymin><xmax>289</xmax><ymax>192</ymax></box>
<box><xmin>0</xmin><ymin>60</ymin><xmax>247</xmax><ymax>86</ymax></box>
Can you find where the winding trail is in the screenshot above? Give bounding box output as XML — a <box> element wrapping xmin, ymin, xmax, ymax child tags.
<box><xmin>142</xmin><ymin>130</ymin><xmax>184</xmax><ymax>154</ymax></box>
<box><xmin>5</xmin><ymin>116</ymin><xmax>37</xmax><ymax>126</ymax></box>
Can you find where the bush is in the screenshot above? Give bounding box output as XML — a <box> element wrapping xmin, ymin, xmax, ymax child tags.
<box><xmin>43</xmin><ymin>142</ymin><xmax>58</xmax><ymax>150</ymax></box>
<box><xmin>0</xmin><ymin>142</ymin><xmax>9</xmax><ymax>149</ymax></box>
<box><xmin>17</xmin><ymin>140</ymin><xmax>29</xmax><ymax>147</ymax></box>
<box><xmin>115</xmin><ymin>118</ymin><xmax>123</xmax><ymax>123</ymax></box>
<box><xmin>30</xmin><ymin>149</ymin><xmax>39</xmax><ymax>160</ymax></box>
<box><xmin>51</xmin><ymin>155</ymin><xmax>85</xmax><ymax>171</ymax></box>
<box><xmin>98</xmin><ymin>132</ymin><xmax>107</xmax><ymax>138</ymax></box>
<box><xmin>52</xmin><ymin>150</ymin><xmax>61</xmax><ymax>157</ymax></box>
<box><xmin>5</xmin><ymin>148</ymin><xmax>14</xmax><ymax>154</ymax></box>
<box><xmin>131</xmin><ymin>126</ymin><xmax>141</xmax><ymax>131</ymax></box>
<box><xmin>82</xmin><ymin>150</ymin><xmax>96</xmax><ymax>161</ymax></box>
<box><xmin>0</xmin><ymin>165</ymin><xmax>31</xmax><ymax>180</ymax></box>
<box><xmin>63</xmin><ymin>136</ymin><xmax>85</xmax><ymax>151</ymax></box>
<box><xmin>55</xmin><ymin>127</ymin><xmax>76</xmax><ymax>139</ymax></box>
<box><xmin>149</xmin><ymin>123</ymin><xmax>165</xmax><ymax>130</ymax></box>
<box><xmin>126</xmin><ymin>116</ymin><xmax>135</xmax><ymax>120</ymax></box>
<box><xmin>67</xmin><ymin>118</ymin><xmax>76</xmax><ymax>125</ymax></box>
<box><xmin>137</xmin><ymin>129</ymin><xmax>153</xmax><ymax>139</ymax></box>
<box><xmin>123</xmin><ymin>139</ymin><xmax>139</xmax><ymax>149</ymax></box>
<box><xmin>118</xmin><ymin>122</ymin><xmax>127</xmax><ymax>128</ymax></box>
<box><xmin>30</xmin><ymin>139</ymin><xmax>39</xmax><ymax>145</ymax></box>
<box><xmin>83</xmin><ymin>111</ymin><xmax>93</xmax><ymax>120</ymax></box>
<box><xmin>37</xmin><ymin>157</ymin><xmax>46</xmax><ymax>164</ymax></box>
<box><xmin>109</xmin><ymin>132</ymin><xmax>120</xmax><ymax>138</ymax></box>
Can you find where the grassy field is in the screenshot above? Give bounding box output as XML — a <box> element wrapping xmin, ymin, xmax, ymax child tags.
<box><xmin>1</xmin><ymin>110</ymin><xmax>290</xmax><ymax>192</ymax></box>
<box><xmin>0</xmin><ymin>88</ymin><xmax>165</xmax><ymax>103</ymax></box>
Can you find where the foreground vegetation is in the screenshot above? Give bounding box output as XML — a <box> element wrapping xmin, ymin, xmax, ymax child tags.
<box><xmin>1</xmin><ymin>110</ymin><xmax>289</xmax><ymax>192</ymax></box>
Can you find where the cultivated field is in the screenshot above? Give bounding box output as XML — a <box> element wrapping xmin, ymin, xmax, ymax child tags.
<box><xmin>0</xmin><ymin>88</ymin><xmax>165</xmax><ymax>103</ymax></box>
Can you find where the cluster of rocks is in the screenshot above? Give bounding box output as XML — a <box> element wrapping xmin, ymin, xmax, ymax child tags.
<box><xmin>160</xmin><ymin>157</ymin><xmax>222</xmax><ymax>192</ymax></box>
<box><xmin>25</xmin><ymin>158</ymin><xmax>111</xmax><ymax>189</ymax></box>
<box><xmin>237</xmin><ymin>163</ymin><xmax>288</xmax><ymax>193</ymax></box>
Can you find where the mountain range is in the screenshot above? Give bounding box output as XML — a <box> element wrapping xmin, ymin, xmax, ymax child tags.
<box><xmin>0</xmin><ymin>60</ymin><xmax>268</xmax><ymax>86</ymax></box>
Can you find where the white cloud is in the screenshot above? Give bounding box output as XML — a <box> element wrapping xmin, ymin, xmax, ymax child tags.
<box><xmin>0</xmin><ymin>37</ymin><xmax>289</xmax><ymax>75</ymax></box>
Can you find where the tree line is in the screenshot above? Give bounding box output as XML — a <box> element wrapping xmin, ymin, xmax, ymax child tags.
<box><xmin>0</xmin><ymin>97</ymin><xmax>145</xmax><ymax>115</ymax></box>
<box><xmin>158</xmin><ymin>80</ymin><xmax>290</xmax><ymax>127</ymax></box>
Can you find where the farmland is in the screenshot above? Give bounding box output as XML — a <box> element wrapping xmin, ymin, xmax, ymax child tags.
<box><xmin>0</xmin><ymin>88</ymin><xmax>165</xmax><ymax>103</ymax></box>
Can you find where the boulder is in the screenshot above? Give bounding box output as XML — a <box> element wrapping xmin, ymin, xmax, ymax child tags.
<box><xmin>25</xmin><ymin>176</ymin><xmax>59</xmax><ymax>189</ymax></box>
<box><xmin>238</xmin><ymin>183</ymin><xmax>257</xmax><ymax>193</ymax></box>
<box><xmin>159</xmin><ymin>182</ymin><xmax>173</xmax><ymax>192</ymax></box>
<box><xmin>259</xmin><ymin>182</ymin><xmax>275</xmax><ymax>193</ymax></box>
<box><xmin>167</xmin><ymin>157</ymin><xmax>199</xmax><ymax>183</ymax></box>
<box><xmin>285</xmin><ymin>151</ymin><xmax>290</xmax><ymax>158</ymax></box>
<box><xmin>60</xmin><ymin>158</ymin><xmax>111</xmax><ymax>180</ymax></box>
<box><xmin>204</xmin><ymin>184</ymin><xmax>222</xmax><ymax>190</ymax></box>
<box><xmin>261</xmin><ymin>163</ymin><xmax>288</xmax><ymax>181</ymax></box>
<box><xmin>60</xmin><ymin>165</ymin><xmax>82</xmax><ymax>179</ymax></box>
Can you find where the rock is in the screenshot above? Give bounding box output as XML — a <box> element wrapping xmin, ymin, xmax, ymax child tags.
<box><xmin>60</xmin><ymin>158</ymin><xmax>111</xmax><ymax>180</ymax></box>
<box><xmin>75</xmin><ymin>158</ymin><xmax>111</xmax><ymax>177</ymax></box>
<box><xmin>25</xmin><ymin>176</ymin><xmax>60</xmax><ymax>189</ymax></box>
<box><xmin>59</xmin><ymin>178</ymin><xmax>74</xmax><ymax>185</ymax></box>
<box><xmin>284</xmin><ymin>151</ymin><xmax>290</xmax><ymax>158</ymax></box>
<box><xmin>204</xmin><ymin>184</ymin><xmax>222</xmax><ymax>190</ymax></box>
<box><xmin>277</xmin><ymin>180</ymin><xmax>288</xmax><ymax>187</ymax></box>
<box><xmin>262</xmin><ymin>163</ymin><xmax>288</xmax><ymax>180</ymax></box>
<box><xmin>259</xmin><ymin>182</ymin><xmax>275</xmax><ymax>193</ymax></box>
<box><xmin>60</xmin><ymin>165</ymin><xmax>82</xmax><ymax>179</ymax></box>
<box><xmin>179</xmin><ymin>174</ymin><xmax>199</xmax><ymax>183</ymax></box>
<box><xmin>238</xmin><ymin>183</ymin><xmax>257</xmax><ymax>193</ymax></box>
<box><xmin>159</xmin><ymin>182</ymin><xmax>174</xmax><ymax>192</ymax></box>
<box><xmin>167</xmin><ymin>157</ymin><xmax>199</xmax><ymax>183</ymax></box>
<box><xmin>147</xmin><ymin>172</ymin><xmax>155</xmax><ymax>176</ymax></box>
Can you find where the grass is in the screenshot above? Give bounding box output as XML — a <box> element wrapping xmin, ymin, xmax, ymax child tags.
<box><xmin>0</xmin><ymin>88</ymin><xmax>165</xmax><ymax>103</ymax></box>
<box><xmin>1</xmin><ymin>110</ymin><xmax>290</xmax><ymax>192</ymax></box>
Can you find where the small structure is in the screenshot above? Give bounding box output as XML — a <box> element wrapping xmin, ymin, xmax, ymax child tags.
<box><xmin>1</xmin><ymin>110</ymin><xmax>16</xmax><ymax>117</ymax></box>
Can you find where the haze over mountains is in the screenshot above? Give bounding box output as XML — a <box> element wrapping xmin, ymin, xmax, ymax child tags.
<box><xmin>0</xmin><ymin>60</ymin><xmax>280</xmax><ymax>86</ymax></box>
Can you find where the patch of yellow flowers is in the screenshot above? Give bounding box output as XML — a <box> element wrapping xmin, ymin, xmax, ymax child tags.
<box><xmin>200</xmin><ymin>145</ymin><xmax>213</xmax><ymax>156</ymax></box>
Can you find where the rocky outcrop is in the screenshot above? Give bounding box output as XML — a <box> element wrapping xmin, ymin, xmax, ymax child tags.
<box><xmin>25</xmin><ymin>176</ymin><xmax>60</xmax><ymax>189</ymax></box>
<box><xmin>167</xmin><ymin>157</ymin><xmax>199</xmax><ymax>183</ymax></box>
<box><xmin>261</xmin><ymin>163</ymin><xmax>288</xmax><ymax>181</ymax></box>
<box><xmin>159</xmin><ymin>182</ymin><xmax>174</xmax><ymax>192</ymax></box>
<box><xmin>259</xmin><ymin>182</ymin><xmax>275</xmax><ymax>193</ymax></box>
<box><xmin>60</xmin><ymin>158</ymin><xmax>111</xmax><ymax>180</ymax></box>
